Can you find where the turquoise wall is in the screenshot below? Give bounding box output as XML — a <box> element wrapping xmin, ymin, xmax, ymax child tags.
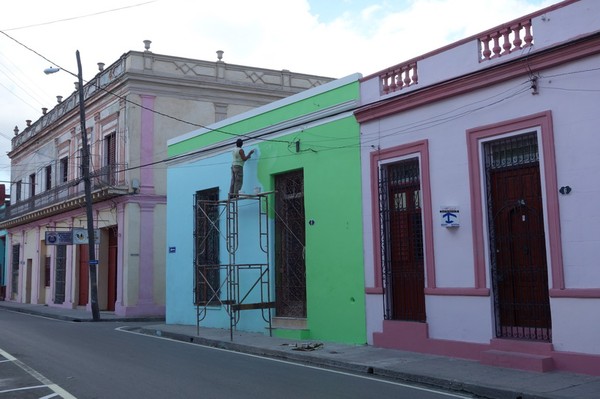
<box><xmin>166</xmin><ymin>77</ymin><xmax>366</xmax><ymax>344</ymax></box>
<box><xmin>166</xmin><ymin>151</ymin><xmax>267</xmax><ymax>332</ymax></box>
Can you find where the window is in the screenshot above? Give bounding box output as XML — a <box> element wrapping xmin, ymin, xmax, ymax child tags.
<box><xmin>45</xmin><ymin>165</ymin><xmax>52</xmax><ymax>191</ymax></box>
<box><xmin>60</xmin><ymin>157</ymin><xmax>68</xmax><ymax>183</ymax></box>
<box><xmin>104</xmin><ymin>132</ymin><xmax>116</xmax><ymax>185</ymax></box>
<box><xmin>15</xmin><ymin>180</ymin><xmax>22</xmax><ymax>202</ymax></box>
<box><xmin>194</xmin><ymin>187</ymin><xmax>220</xmax><ymax>305</ymax></box>
<box><xmin>29</xmin><ymin>173</ymin><xmax>36</xmax><ymax>197</ymax></box>
<box><xmin>11</xmin><ymin>244</ymin><xmax>19</xmax><ymax>298</ymax></box>
<box><xmin>104</xmin><ymin>132</ymin><xmax>116</xmax><ymax>166</ymax></box>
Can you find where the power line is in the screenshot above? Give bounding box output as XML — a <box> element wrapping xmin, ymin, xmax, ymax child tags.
<box><xmin>1</xmin><ymin>27</ymin><xmax>597</xmax><ymax>182</ymax></box>
<box><xmin>0</xmin><ymin>1</ymin><xmax>157</xmax><ymax>32</ymax></box>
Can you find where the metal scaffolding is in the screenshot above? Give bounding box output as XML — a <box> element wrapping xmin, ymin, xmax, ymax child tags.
<box><xmin>194</xmin><ymin>192</ymin><xmax>274</xmax><ymax>340</ymax></box>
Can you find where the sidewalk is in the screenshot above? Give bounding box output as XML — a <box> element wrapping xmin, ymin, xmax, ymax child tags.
<box><xmin>1</xmin><ymin>301</ymin><xmax>599</xmax><ymax>399</ymax></box>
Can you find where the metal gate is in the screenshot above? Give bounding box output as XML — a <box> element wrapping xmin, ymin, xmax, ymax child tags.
<box><xmin>484</xmin><ymin>133</ymin><xmax>551</xmax><ymax>341</ymax></box>
<box><xmin>54</xmin><ymin>245</ymin><xmax>66</xmax><ymax>304</ymax></box>
<box><xmin>274</xmin><ymin>170</ymin><xmax>306</xmax><ymax>318</ymax></box>
<box><xmin>379</xmin><ymin>158</ymin><xmax>425</xmax><ymax>322</ymax></box>
<box><xmin>11</xmin><ymin>244</ymin><xmax>19</xmax><ymax>299</ymax></box>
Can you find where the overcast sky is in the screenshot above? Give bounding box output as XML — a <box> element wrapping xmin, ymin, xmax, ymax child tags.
<box><xmin>0</xmin><ymin>0</ymin><xmax>558</xmax><ymax>186</ymax></box>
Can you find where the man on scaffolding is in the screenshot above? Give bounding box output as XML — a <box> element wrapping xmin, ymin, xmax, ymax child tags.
<box><xmin>229</xmin><ymin>138</ymin><xmax>255</xmax><ymax>198</ymax></box>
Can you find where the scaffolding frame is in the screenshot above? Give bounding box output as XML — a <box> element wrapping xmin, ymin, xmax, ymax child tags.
<box><xmin>194</xmin><ymin>192</ymin><xmax>274</xmax><ymax>340</ymax></box>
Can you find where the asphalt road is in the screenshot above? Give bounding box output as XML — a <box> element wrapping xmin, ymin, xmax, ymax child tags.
<box><xmin>0</xmin><ymin>308</ymin><xmax>472</xmax><ymax>398</ymax></box>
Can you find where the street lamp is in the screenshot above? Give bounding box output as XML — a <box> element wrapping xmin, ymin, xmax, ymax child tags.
<box><xmin>46</xmin><ymin>50</ymin><xmax>100</xmax><ymax>321</ymax></box>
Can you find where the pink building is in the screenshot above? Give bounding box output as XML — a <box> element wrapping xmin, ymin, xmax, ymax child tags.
<box><xmin>357</xmin><ymin>0</ymin><xmax>600</xmax><ymax>375</ymax></box>
<box><xmin>1</xmin><ymin>42</ymin><xmax>332</xmax><ymax>316</ymax></box>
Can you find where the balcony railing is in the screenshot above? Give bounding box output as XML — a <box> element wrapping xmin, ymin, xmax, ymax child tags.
<box><xmin>478</xmin><ymin>20</ymin><xmax>533</xmax><ymax>62</ymax></box>
<box><xmin>365</xmin><ymin>0</ymin><xmax>589</xmax><ymax>100</ymax></box>
<box><xmin>0</xmin><ymin>163</ymin><xmax>129</xmax><ymax>226</ymax></box>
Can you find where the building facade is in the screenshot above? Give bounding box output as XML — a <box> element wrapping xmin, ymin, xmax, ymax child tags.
<box><xmin>166</xmin><ymin>74</ymin><xmax>367</xmax><ymax>344</ymax></box>
<box><xmin>1</xmin><ymin>42</ymin><xmax>333</xmax><ymax>316</ymax></box>
<box><xmin>356</xmin><ymin>0</ymin><xmax>600</xmax><ymax>375</ymax></box>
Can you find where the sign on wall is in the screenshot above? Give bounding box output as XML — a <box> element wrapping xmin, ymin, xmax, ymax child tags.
<box><xmin>45</xmin><ymin>229</ymin><xmax>100</xmax><ymax>245</ymax></box>
<box><xmin>45</xmin><ymin>231</ymin><xmax>74</xmax><ymax>245</ymax></box>
<box><xmin>440</xmin><ymin>206</ymin><xmax>460</xmax><ymax>227</ymax></box>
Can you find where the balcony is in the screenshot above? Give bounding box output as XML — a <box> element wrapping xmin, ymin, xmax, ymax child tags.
<box><xmin>0</xmin><ymin>164</ymin><xmax>130</xmax><ymax>229</ymax></box>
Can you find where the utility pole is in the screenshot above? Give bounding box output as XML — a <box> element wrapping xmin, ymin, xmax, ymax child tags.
<box><xmin>76</xmin><ymin>50</ymin><xmax>100</xmax><ymax>321</ymax></box>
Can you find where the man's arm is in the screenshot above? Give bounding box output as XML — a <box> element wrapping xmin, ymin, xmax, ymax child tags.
<box><xmin>239</xmin><ymin>149</ymin><xmax>255</xmax><ymax>161</ymax></box>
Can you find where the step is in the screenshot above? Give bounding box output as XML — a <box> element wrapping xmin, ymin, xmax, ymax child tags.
<box><xmin>481</xmin><ymin>349</ymin><xmax>554</xmax><ymax>372</ymax></box>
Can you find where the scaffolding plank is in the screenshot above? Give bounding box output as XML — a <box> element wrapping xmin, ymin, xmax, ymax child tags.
<box><xmin>231</xmin><ymin>302</ymin><xmax>276</xmax><ymax>311</ymax></box>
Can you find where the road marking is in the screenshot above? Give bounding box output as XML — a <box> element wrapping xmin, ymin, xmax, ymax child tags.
<box><xmin>117</xmin><ymin>327</ymin><xmax>472</xmax><ymax>399</ymax></box>
<box><xmin>0</xmin><ymin>308</ymin><xmax>77</xmax><ymax>323</ymax></box>
<box><xmin>0</xmin><ymin>347</ymin><xmax>77</xmax><ymax>399</ymax></box>
<box><xmin>0</xmin><ymin>385</ymin><xmax>46</xmax><ymax>394</ymax></box>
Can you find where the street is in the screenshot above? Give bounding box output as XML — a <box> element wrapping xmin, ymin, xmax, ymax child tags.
<box><xmin>0</xmin><ymin>309</ymin><xmax>472</xmax><ymax>398</ymax></box>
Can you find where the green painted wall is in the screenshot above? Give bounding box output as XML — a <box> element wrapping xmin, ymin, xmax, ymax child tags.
<box><xmin>168</xmin><ymin>81</ymin><xmax>359</xmax><ymax>158</ymax></box>
<box><xmin>257</xmin><ymin>114</ymin><xmax>366</xmax><ymax>344</ymax></box>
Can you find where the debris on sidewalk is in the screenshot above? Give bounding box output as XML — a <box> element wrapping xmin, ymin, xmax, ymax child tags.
<box><xmin>291</xmin><ymin>342</ymin><xmax>323</xmax><ymax>351</ymax></box>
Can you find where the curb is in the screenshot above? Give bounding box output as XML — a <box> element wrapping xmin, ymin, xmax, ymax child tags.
<box><xmin>1</xmin><ymin>304</ymin><xmax>164</xmax><ymax>323</ymax></box>
<box><xmin>135</xmin><ymin>326</ymin><xmax>531</xmax><ymax>399</ymax></box>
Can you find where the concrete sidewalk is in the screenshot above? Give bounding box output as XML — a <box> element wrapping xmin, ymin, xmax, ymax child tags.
<box><xmin>1</xmin><ymin>301</ymin><xmax>599</xmax><ymax>399</ymax></box>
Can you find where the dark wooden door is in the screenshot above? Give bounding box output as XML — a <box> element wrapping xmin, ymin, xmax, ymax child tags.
<box><xmin>78</xmin><ymin>245</ymin><xmax>89</xmax><ymax>306</ymax></box>
<box><xmin>388</xmin><ymin>178</ymin><xmax>425</xmax><ymax>322</ymax></box>
<box><xmin>490</xmin><ymin>164</ymin><xmax>551</xmax><ymax>340</ymax></box>
<box><xmin>107</xmin><ymin>229</ymin><xmax>118</xmax><ymax>311</ymax></box>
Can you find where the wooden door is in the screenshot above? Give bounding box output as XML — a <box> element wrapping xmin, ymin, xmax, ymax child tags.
<box><xmin>386</xmin><ymin>159</ymin><xmax>425</xmax><ymax>322</ymax></box>
<box><xmin>107</xmin><ymin>229</ymin><xmax>118</xmax><ymax>311</ymax></box>
<box><xmin>78</xmin><ymin>245</ymin><xmax>89</xmax><ymax>306</ymax></box>
<box><xmin>489</xmin><ymin>164</ymin><xmax>551</xmax><ymax>340</ymax></box>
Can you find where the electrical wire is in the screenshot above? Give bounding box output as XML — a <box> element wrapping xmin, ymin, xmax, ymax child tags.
<box><xmin>1</xmin><ymin>25</ymin><xmax>599</xmax><ymax>189</ymax></box>
<box><xmin>0</xmin><ymin>1</ymin><xmax>157</xmax><ymax>32</ymax></box>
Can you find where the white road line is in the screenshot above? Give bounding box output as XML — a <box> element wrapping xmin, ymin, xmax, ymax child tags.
<box><xmin>0</xmin><ymin>347</ymin><xmax>77</xmax><ymax>399</ymax></box>
<box><xmin>117</xmin><ymin>327</ymin><xmax>472</xmax><ymax>399</ymax></box>
<box><xmin>0</xmin><ymin>385</ymin><xmax>46</xmax><ymax>394</ymax></box>
<box><xmin>0</xmin><ymin>309</ymin><xmax>77</xmax><ymax>323</ymax></box>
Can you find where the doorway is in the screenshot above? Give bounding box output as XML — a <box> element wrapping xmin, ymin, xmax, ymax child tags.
<box><xmin>107</xmin><ymin>228</ymin><xmax>118</xmax><ymax>311</ymax></box>
<box><xmin>78</xmin><ymin>245</ymin><xmax>89</xmax><ymax>306</ymax></box>
<box><xmin>274</xmin><ymin>170</ymin><xmax>306</xmax><ymax>318</ymax></box>
<box><xmin>485</xmin><ymin>133</ymin><xmax>551</xmax><ymax>341</ymax></box>
<box><xmin>380</xmin><ymin>158</ymin><xmax>425</xmax><ymax>322</ymax></box>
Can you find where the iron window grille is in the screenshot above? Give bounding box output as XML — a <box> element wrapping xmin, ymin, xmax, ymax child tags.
<box><xmin>194</xmin><ymin>188</ymin><xmax>221</xmax><ymax>306</ymax></box>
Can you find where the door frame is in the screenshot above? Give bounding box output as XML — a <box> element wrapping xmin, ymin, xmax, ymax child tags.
<box><xmin>484</xmin><ymin>135</ymin><xmax>551</xmax><ymax>340</ymax></box>
<box><xmin>274</xmin><ymin>169</ymin><xmax>306</xmax><ymax>319</ymax></box>
<box><xmin>380</xmin><ymin>157</ymin><xmax>426</xmax><ymax>322</ymax></box>
<box><xmin>467</xmin><ymin>111</ymin><xmax>563</xmax><ymax>293</ymax></box>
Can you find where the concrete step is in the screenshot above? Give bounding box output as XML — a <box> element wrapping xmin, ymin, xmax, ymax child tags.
<box><xmin>481</xmin><ymin>349</ymin><xmax>555</xmax><ymax>372</ymax></box>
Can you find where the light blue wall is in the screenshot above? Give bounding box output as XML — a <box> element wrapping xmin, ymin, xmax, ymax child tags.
<box><xmin>166</xmin><ymin>149</ymin><xmax>269</xmax><ymax>331</ymax></box>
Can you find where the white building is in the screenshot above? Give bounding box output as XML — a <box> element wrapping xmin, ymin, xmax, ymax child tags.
<box><xmin>356</xmin><ymin>0</ymin><xmax>600</xmax><ymax>375</ymax></box>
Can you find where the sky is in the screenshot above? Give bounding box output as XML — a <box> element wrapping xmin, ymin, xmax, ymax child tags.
<box><xmin>0</xmin><ymin>0</ymin><xmax>558</xmax><ymax>188</ymax></box>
